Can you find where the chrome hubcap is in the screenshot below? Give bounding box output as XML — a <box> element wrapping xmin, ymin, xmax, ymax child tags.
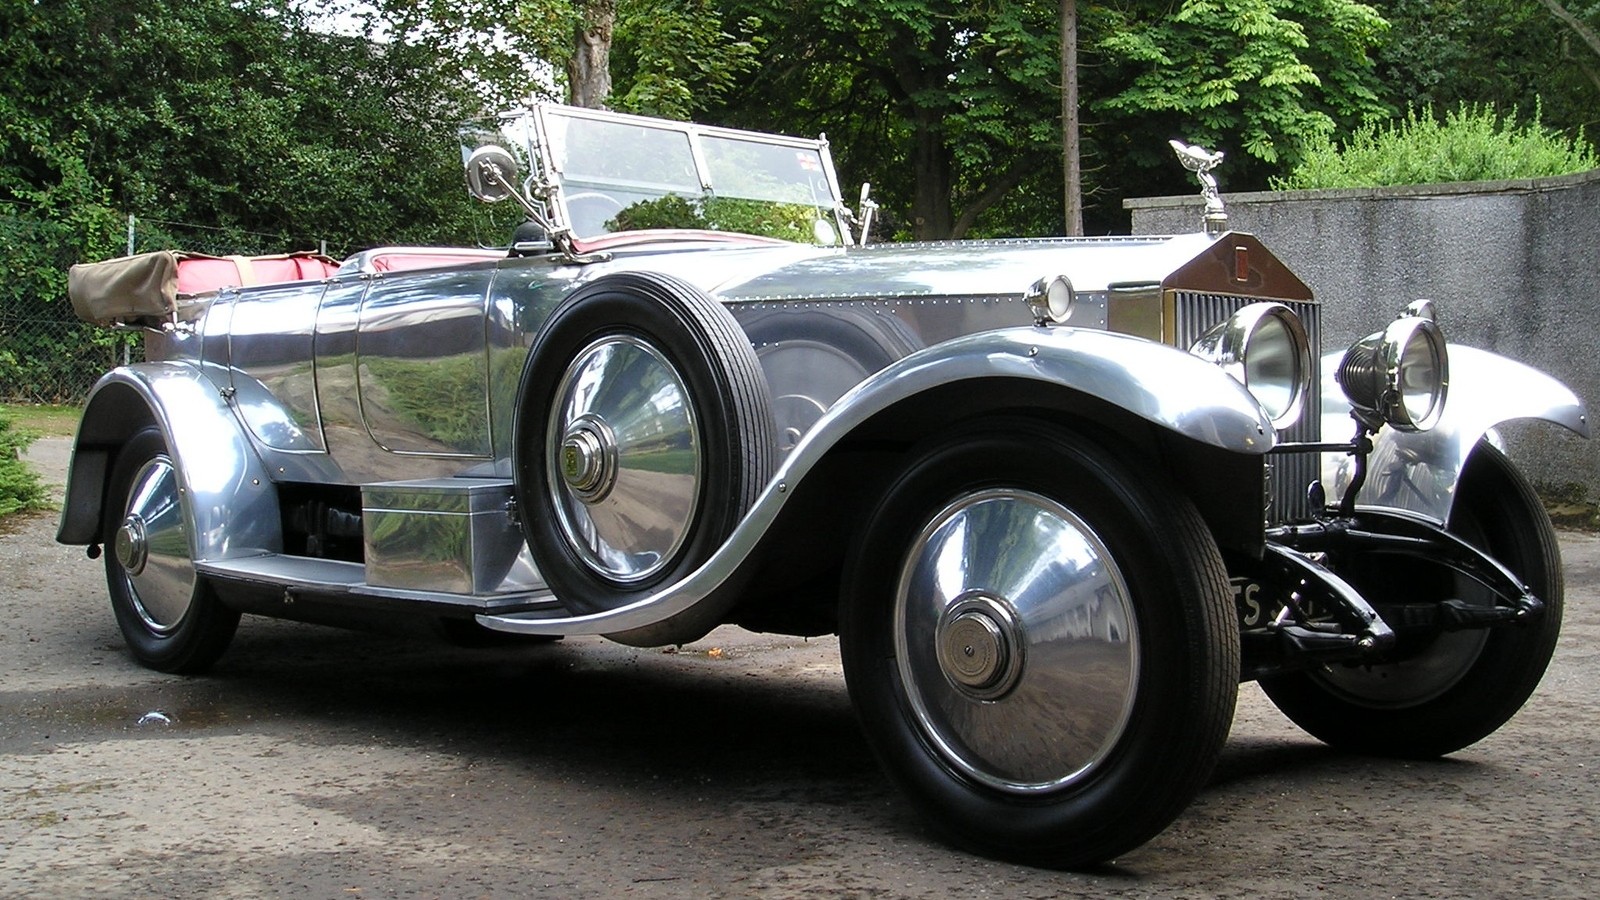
<box><xmin>559</xmin><ymin>416</ymin><xmax>616</xmax><ymax>501</ymax></box>
<box><xmin>935</xmin><ymin>595</ymin><xmax>1024</xmax><ymax>700</ymax></box>
<box><xmin>896</xmin><ymin>489</ymin><xmax>1140</xmax><ymax>793</ymax></box>
<box><xmin>117</xmin><ymin>456</ymin><xmax>196</xmax><ymax>633</ymax></box>
<box><xmin>115</xmin><ymin>515</ymin><xmax>150</xmax><ymax>576</ymax></box>
<box><xmin>547</xmin><ymin>336</ymin><xmax>702</xmax><ymax>583</ymax></box>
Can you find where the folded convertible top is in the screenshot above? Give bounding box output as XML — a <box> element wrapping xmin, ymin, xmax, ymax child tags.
<box><xmin>67</xmin><ymin>250</ymin><xmax>339</xmax><ymax>326</ymax></box>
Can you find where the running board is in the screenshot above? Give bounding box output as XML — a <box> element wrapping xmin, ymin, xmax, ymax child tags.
<box><xmin>196</xmin><ymin>554</ymin><xmax>564</xmax><ymax>617</ymax></box>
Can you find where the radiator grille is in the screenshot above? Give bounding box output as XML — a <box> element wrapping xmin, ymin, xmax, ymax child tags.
<box><xmin>1172</xmin><ymin>291</ymin><xmax>1321</xmax><ymax>524</ymax></box>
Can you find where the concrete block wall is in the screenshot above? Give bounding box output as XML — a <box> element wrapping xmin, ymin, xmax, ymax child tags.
<box><xmin>1126</xmin><ymin>170</ymin><xmax>1600</xmax><ymax>497</ymax></box>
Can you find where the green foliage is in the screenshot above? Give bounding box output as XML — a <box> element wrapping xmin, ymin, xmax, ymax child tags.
<box><xmin>1091</xmin><ymin>1</ymin><xmax>1392</xmax><ymax>185</ymax></box>
<box><xmin>608</xmin><ymin>195</ymin><xmax>703</xmax><ymax>231</ymax></box>
<box><xmin>1366</xmin><ymin>2</ymin><xmax>1600</xmax><ymax>159</ymax></box>
<box><xmin>369</xmin><ymin>0</ymin><xmax>761</xmax><ymax>121</ymax></box>
<box><xmin>707</xmin><ymin>0</ymin><xmax>1066</xmax><ymax>238</ymax></box>
<box><xmin>1274</xmin><ymin>103</ymin><xmax>1600</xmax><ymax>189</ymax></box>
<box><xmin>608</xmin><ymin>194</ymin><xmax>821</xmax><ymax>241</ymax></box>
<box><xmin>612</xmin><ymin>3</ymin><xmax>765</xmax><ymax>119</ymax></box>
<box><xmin>0</xmin><ymin>409</ymin><xmax>47</xmax><ymax>518</ymax></box>
<box><xmin>712</xmin><ymin>0</ymin><xmax>1392</xmax><ymax>236</ymax></box>
<box><xmin>0</xmin><ymin>0</ymin><xmax>523</xmax><ymax>402</ymax></box>
<box><xmin>0</xmin><ymin>205</ymin><xmax>134</xmax><ymax>402</ymax></box>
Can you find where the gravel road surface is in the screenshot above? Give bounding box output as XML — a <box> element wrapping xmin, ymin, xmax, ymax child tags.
<box><xmin>4</xmin><ymin>439</ymin><xmax>1596</xmax><ymax>897</ymax></box>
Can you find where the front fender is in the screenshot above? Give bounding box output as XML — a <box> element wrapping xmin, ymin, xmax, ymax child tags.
<box><xmin>480</xmin><ymin>326</ymin><xmax>1275</xmax><ymax>642</ymax></box>
<box><xmin>1320</xmin><ymin>345</ymin><xmax>1589</xmax><ymax>524</ymax></box>
<box><xmin>56</xmin><ymin>363</ymin><xmax>280</xmax><ymax>562</ymax></box>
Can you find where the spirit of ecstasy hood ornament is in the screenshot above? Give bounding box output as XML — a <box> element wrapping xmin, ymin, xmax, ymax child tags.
<box><xmin>1169</xmin><ymin>140</ymin><xmax>1228</xmax><ymax>237</ymax></box>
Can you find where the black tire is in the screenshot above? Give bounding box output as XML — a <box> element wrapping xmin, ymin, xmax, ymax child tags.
<box><xmin>514</xmin><ymin>272</ymin><xmax>774</xmax><ymax>613</ymax></box>
<box><xmin>839</xmin><ymin>419</ymin><xmax>1238</xmax><ymax>868</ymax></box>
<box><xmin>1259</xmin><ymin>441</ymin><xmax>1563</xmax><ymax>757</ymax></box>
<box><xmin>103</xmin><ymin>428</ymin><xmax>239</xmax><ymax>673</ymax></box>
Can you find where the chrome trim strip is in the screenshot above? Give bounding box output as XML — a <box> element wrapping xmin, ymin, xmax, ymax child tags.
<box><xmin>1321</xmin><ymin>345</ymin><xmax>1589</xmax><ymax>524</ymax></box>
<box><xmin>479</xmin><ymin>326</ymin><xmax>1276</xmax><ymax>639</ymax></box>
<box><xmin>195</xmin><ymin>555</ymin><xmax>561</xmax><ymax>613</ymax></box>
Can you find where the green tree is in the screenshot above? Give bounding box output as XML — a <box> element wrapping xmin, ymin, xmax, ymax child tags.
<box><xmin>1367</xmin><ymin>2</ymin><xmax>1599</xmax><ymax>153</ymax></box>
<box><xmin>1087</xmin><ymin>1</ymin><xmax>1391</xmax><ymax>206</ymax></box>
<box><xmin>1</xmin><ymin>0</ymin><xmax>516</xmax><ymax>400</ymax></box>
<box><xmin>2</xmin><ymin>0</ymin><xmax>500</xmax><ymax>256</ymax></box>
<box><xmin>708</xmin><ymin>1</ymin><xmax>1064</xmax><ymax>239</ymax></box>
<box><xmin>611</xmin><ymin>1</ymin><xmax>764</xmax><ymax>119</ymax></box>
<box><xmin>712</xmin><ymin>0</ymin><xmax>1390</xmax><ymax>237</ymax></box>
<box><xmin>367</xmin><ymin>0</ymin><xmax>761</xmax><ymax>119</ymax></box>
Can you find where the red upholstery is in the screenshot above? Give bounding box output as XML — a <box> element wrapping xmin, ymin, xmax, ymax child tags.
<box><xmin>363</xmin><ymin>250</ymin><xmax>504</xmax><ymax>273</ymax></box>
<box><xmin>175</xmin><ymin>253</ymin><xmax>341</xmax><ymax>294</ymax></box>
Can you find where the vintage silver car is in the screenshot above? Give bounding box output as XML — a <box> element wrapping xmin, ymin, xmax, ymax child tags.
<box><xmin>59</xmin><ymin>103</ymin><xmax>1588</xmax><ymax>867</ymax></box>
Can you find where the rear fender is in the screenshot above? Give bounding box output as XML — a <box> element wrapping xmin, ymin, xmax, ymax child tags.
<box><xmin>56</xmin><ymin>363</ymin><xmax>280</xmax><ymax>561</ymax></box>
<box><xmin>1320</xmin><ymin>345</ymin><xmax>1589</xmax><ymax>524</ymax></box>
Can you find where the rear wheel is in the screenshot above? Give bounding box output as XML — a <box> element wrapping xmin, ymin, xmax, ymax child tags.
<box><xmin>839</xmin><ymin>420</ymin><xmax>1238</xmax><ymax>868</ymax></box>
<box><xmin>103</xmin><ymin>428</ymin><xmax>239</xmax><ymax>673</ymax></box>
<box><xmin>1260</xmin><ymin>442</ymin><xmax>1562</xmax><ymax>757</ymax></box>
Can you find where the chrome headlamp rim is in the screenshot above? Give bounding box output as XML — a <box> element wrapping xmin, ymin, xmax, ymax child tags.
<box><xmin>1336</xmin><ymin>314</ymin><xmax>1450</xmax><ymax>433</ymax></box>
<box><xmin>1188</xmin><ymin>301</ymin><xmax>1312</xmax><ymax>431</ymax></box>
<box><xmin>1023</xmin><ymin>274</ymin><xmax>1075</xmax><ymax>326</ymax></box>
<box><xmin>1381</xmin><ymin>314</ymin><xmax>1450</xmax><ymax>431</ymax></box>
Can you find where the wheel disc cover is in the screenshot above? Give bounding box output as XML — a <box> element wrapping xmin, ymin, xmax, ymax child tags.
<box><xmin>1315</xmin><ymin>513</ymin><xmax>1495</xmax><ymax>708</ymax></box>
<box><xmin>1315</xmin><ymin>583</ymin><xmax>1490</xmax><ymax>707</ymax></box>
<box><xmin>547</xmin><ymin>335</ymin><xmax>702</xmax><ymax>583</ymax></box>
<box><xmin>894</xmin><ymin>489</ymin><xmax>1140</xmax><ymax>793</ymax></box>
<box><xmin>755</xmin><ymin>339</ymin><xmax>870</xmax><ymax>452</ymax></box>
<box><xmin>114</xmin><ymin>457</ymin><xmax>195</xmax><ymax>632</ymax></box>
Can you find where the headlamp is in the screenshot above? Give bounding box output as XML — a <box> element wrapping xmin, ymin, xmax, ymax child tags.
<box><xmin>1189</xmin><ymin>302</ymin><xmax>1312</xmax><ymax>430</ymax></box>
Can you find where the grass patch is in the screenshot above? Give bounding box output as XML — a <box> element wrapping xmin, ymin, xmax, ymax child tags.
<box><xmin>1</xmin><ymin>404</ymin><xmax>79</xmax><ymax>438</ymax></box>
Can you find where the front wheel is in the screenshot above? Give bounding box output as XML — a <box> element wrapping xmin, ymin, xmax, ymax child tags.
<box><xmin>839</xmin><ymin>420</ymin><xmax>1238</xmax><ymax>868</ymax></box>
<box><xmin>1259</xmin><ymin>441</ymin><xmax>1563</xmax><ymax>757</ymax></box>
<box><xmin>103</xmin><ymin>428</ymin><xmax>239</xmax><ymax>673</ymax></box>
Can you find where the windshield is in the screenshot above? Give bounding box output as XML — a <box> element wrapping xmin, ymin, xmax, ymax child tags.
<box><xmin>508</xmin><ymin>105</ymin><xmax>850</xmax><ymax>245</ymax></box>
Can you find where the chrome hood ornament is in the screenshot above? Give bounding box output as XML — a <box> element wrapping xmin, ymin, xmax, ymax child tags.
<box><xmin>1169</xmin><ymin>140</ymin><xmax>1228</xmax><ymax>237</ymax></box>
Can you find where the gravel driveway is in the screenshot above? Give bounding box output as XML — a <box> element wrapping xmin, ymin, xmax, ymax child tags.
<box><xmin>4</xmin><ymin>438</ymin><xmax>1597</xmax><ymax>897</ymax></box>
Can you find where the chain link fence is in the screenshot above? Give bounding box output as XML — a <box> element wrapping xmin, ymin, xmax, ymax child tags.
<box><xmin>1</xmin><ymin>314</ymin><xmax>142</xmax><ymax>404</ymax></box>
<box><xmin>3</xmin><ymin>207</ymin><xmax>319</xmax><ymax>405</ymax></box>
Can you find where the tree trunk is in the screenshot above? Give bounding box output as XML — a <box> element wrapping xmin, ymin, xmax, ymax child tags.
<box><xmin>1061</xmin><ymin>0</ymin><xmax>1083</xmax><ymax>236</ymax></box>
<box><xmin>568</xmin><ymin>0</ymin><xmax>616</xmax><ymax>109</ymax></box>
<box><xmin>1535</xmin><ymin>0</ymin><xmax>1600</xmax><ymax>59</ymax></box>
<box><xmin>910</xmin><ymin>109</ymin><xmax>954</xmax><ymax>240</ymax></box>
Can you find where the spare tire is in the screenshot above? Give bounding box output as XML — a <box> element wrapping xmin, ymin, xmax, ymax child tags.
<box><xmin>740</xmin><ymin>307</ymin><xmax>923</xmax><ymax>452</ymax></box>
<box><xmin>514</xmin><ymin>271</ymin><xmax>774</xmax><ymax>613</ymax></box>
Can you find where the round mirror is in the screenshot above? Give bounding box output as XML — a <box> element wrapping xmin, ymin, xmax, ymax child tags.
<box><xmin>465</xmin><ymin>146</ymin><xmax>520</xmax><ymax>203</ymax></box>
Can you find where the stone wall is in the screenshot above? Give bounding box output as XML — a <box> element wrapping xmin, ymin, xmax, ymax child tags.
<box><xmin>1126</xmin><ymin>170</ymin><xmax>1600</xmax><ymax>496</ymax></box>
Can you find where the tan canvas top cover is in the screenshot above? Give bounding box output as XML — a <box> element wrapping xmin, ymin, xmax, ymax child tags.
<box><xmin>67</xmin><ymin>250</ymin><xmax>186</xmax><ymax>327</ymax></box>
<box><xmin>67</xmin><ymin>250</ymin><xmax>341</xmax><ymax>326</ymax></box>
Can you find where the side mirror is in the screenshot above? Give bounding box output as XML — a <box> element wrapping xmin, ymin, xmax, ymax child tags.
<box><xmin>465</xmin><ymin>146</ymin><xmax>520</xmax><ymax>203</ymax></box>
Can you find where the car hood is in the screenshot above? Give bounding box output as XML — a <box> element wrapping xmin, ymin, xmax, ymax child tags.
<box><xmin>708</xmin><ymin>232</ymin><xmax>1220</xmax><ymax>301</ymax></box>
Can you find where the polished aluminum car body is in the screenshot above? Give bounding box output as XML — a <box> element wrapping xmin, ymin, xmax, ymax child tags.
<box><xmin>58</xmin><ymin>103</ymin><xmax>1589</xmax><ymax>868</ymax></box>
